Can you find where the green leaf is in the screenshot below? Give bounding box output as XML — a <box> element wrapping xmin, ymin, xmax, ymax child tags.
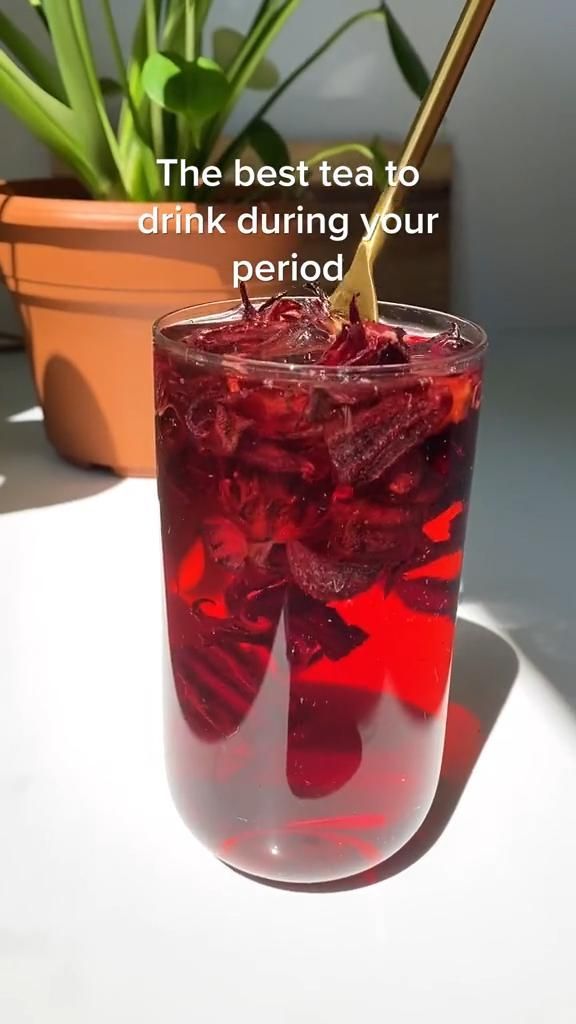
<box><xmin>42</xmin><ymin>0</ymin><xmax>122</xmax><ymax>185</ymax></box>
<box><xmin>42</xmin><ymin>1</ymin><xmax>101</xmax><ymax>117</ymax></box>
<box><xmin>246</xmin><ymin>119</ymin><xmax>289</xmax><ymax>169</ymax></box>
<box><xmin>0</xmin><ymin>50</ymin><xmax>108</xmax><ymax>196</ymax></box>
<box><xmin>142</xmin><ymin>53</ymin><xmax>230</xmax><ymax>138</ymax></box>
<box><xmin>213</xmin><ymin>27</ymin><xmax>280</xmax><ymax>90</ymax></box>
<box><xmin>0</xmin><ymin>10</ymin><xmax>65</xmax><ymax>99</ymax></box>
<box><xmin>118</xmin><ymin>8</ymin><xmax>164</xmax><ymax>200</ymax></box>
<box><xmin>101</xmin><ymin>1</ymin><xmax>158</xmax><ymax>199</ymax></box>
<box><xmin>380</xmin><ymin>3</ymin><xmax>429</xmax><ymax>99</ymax></box>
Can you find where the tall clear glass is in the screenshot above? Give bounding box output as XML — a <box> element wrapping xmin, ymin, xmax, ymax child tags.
<box><xmin>154</xmin><ymin>298</ymin><xmax>487</xmax><ymax>884</ymax></box>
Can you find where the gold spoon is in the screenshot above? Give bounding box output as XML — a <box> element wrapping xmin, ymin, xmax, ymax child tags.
<box><xmin>330</xmin><ymin>0</ymin><xmax>497</xmax><ymax>320</ymax></box>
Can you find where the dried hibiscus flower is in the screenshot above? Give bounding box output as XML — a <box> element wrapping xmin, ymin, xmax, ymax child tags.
<box><xmin>320</xmin><ymin>297</ymin><xmax>410</xmax><ymax>367</ymax></box>
<box><xmin>325</xmin><ymin>383</ymin><xmax>453</xmax><ymax>486</ymax></box>
<box><xmin>286</xmin><ymin>588</ymin><xmax>368</xmax><ymax>668</ymax></box>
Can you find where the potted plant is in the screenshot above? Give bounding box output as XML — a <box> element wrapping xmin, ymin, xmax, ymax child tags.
<box><xmin>0</xmin><ymin>0</ymin><xmax>427</xmax><ymax>476</ymax></box>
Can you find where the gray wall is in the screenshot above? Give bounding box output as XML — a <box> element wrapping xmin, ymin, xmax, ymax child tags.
<box><xmin>1</xmin><ymin>0</ymin><xmax>574</xmax><ymax>335</ymax></box>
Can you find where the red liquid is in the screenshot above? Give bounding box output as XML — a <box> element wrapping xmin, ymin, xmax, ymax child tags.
<box><xmin>155</xmin><ymin>295</ymin><xmax>483</xmax><ymax>883</ymax></box>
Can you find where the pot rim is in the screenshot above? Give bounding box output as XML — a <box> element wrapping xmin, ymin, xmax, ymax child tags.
<box><xmin>0</xmin><ymin>178</ymin><xmax>314</xmax><ymax>231</ymax></box>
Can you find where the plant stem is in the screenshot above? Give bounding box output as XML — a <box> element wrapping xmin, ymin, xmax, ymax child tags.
<box><xmin>305</xmin><ymin>143</ymin><xmax>377</xmax><ymax>168</ymax></box>
<box><xmin>226</xmin><ymin>0</ymin><xmax>300</xmax><ymax>85</ymax></box>
<box><xmin>260</xmin><ymin>9</ymin><xmax>384</xmax><ymax>120</ymax></box>
<box><xmin>216</xmin><ymin>7</ymin><xmax>384</xmax><ymax>173</ymax></box>
<box><xmin>100</xmin><ymin>0</ymin><xmax>127</xmax><ymax>88</ymax></box>
<box><xmin>202</xmin><ymin>0</ymin><xmax>301</xmax><ymax>164</ymax></box>
<box><xmin>185</xmin><ymin>0</ymin><xmax>195</xmax><ymax>61</ymax></box>
<box><xmin>67</xmin><ymin>0</ymin><xmax>130</xmax><ymax>195</ymax></box>
<box><xmin>146</xmin><ymin>0</ymin><xmax>164</xmax><ymax>159</ymax></box>
<box><xmin>101</xmin><ymin>0</ymin><xmax>149</xmax><ymax>147</ymax></box>
<box><xmin>195</xmin><ymin>0</ymin><xmax>213</xmax><ymax>53</ymax></box>
<box><xmin>175</xmin><ymin>1</ymin><xmax>199</xmax><ymax>194</ymax></box>
<box><xmin>249</xmin><ymin>1</ymin><xmax>277</xmax><ymax>33</ymax></box>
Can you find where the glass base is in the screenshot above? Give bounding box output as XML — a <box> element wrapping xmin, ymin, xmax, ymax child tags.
<box><xmin>216</xmin><ymin>804</ymin><xmax>436</xmax><ymax>885</ymax></box>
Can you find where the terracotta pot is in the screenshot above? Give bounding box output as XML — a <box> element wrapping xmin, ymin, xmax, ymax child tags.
<box><xmin>0</xmin><ymin>179</ymin><xmax>300</xmax><ymax>476</ymax></box>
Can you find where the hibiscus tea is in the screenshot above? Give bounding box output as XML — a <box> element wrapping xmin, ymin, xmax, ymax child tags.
<box><xmin>154</xmin><ymin>291</ymin><xmax>486</xmax><ymax>883</ymax></box>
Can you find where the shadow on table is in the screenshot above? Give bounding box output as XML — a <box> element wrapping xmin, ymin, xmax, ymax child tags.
<box><xmin>0</xmin><ymin>352</ymin><xmax>118</xmax><ymax>514</ymax></box>
<box><xmin>460</xmin><ymin>333</ymin><xmax>576</xmax><ymax>717</ymax></box>
<box><xmin>259</xmin><ymin>618</ymin><xmax>519</xmax><ymax>894</ymax></box>
<box><xmin>510</xmin><ymin>623</ymin><xmax>575</xmax><ymax>714</ymax></box>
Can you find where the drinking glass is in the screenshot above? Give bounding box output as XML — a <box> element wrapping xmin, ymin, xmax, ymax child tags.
<box><xmin>154</xmin><ymin>298</ymin><xmax>486</xmax><ymax>884</ymax></box>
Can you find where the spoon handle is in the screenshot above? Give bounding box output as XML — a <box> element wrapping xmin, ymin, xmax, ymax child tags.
<box><xmin>365</xmin><ymin>0</ymin><xmax>497</xmax><ymax>268</ymax></box>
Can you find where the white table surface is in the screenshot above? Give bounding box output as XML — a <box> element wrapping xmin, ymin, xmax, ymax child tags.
<box><xmin>1</xmin><ymin>335</ymin><xmax>575</xmax><ymax>1023</ymax></box>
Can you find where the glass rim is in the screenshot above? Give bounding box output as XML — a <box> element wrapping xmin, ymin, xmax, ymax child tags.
<box><xmin>153</xmin><ymin>296</ymin><xmax>488</xmax><ymax>381</ymax></box>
